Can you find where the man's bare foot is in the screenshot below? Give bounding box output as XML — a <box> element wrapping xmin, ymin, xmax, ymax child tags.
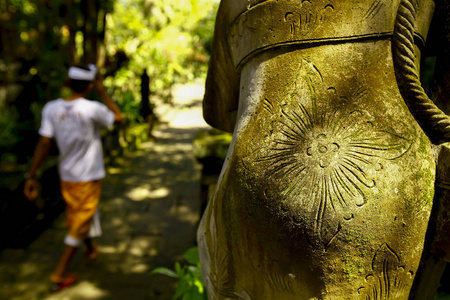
<box><xmin>49</xmin><ymin>273</ymin><xmax>77</xmax><ymax>292</ymax></box>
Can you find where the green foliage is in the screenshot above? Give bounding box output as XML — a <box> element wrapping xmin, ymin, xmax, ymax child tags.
<box><xmin>113</xmin><ymin>89</ymin><xmax>144</xmax><ymax>123</ymax></box>
<box><xmin>0</xmin><ymin>0</ymin><xmax>218</xmax><ymax>164</ymax></box>
<box><xmin>0</xmin><ymin>105</ymin><xmax>21</xmax><ymax>149</ymax></box>
<box><xmin>2</xmin><ymin>0</ymin><xmax>116</xmax><ymax>99</ymax></box>
<box><xmin>2</xmin><ymin>0</ymin><xmax>70</xmax><ymax>98</ymax></box>
<box><xmin>193</xmin><ymin>129</ymin><xmax>233</xmax><ymax>160</ymax></box>
<box><xmin>151</xmin><ymin>247</ymin><xmax>207</xmax><ymax>300</ymax></box>
<box><xmin>105</xmin><ymin>0</ymin><xmax>218</xmax><ymax>104</ymax></box>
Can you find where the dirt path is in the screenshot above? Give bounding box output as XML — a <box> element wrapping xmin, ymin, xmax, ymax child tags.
<box><xmin>0</xmin><ymin>83</ymin><xmax>210</xmax><ymax>300</ymax></box>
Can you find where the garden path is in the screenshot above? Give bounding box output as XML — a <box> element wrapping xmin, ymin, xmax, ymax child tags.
<box><xmin>0</xmin><ymin>82</ymin><xmax>210</xmax><ymax>300</ymax></box>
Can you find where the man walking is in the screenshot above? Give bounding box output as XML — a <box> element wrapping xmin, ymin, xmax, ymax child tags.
<box><xmin>24</xmin><ymin>65</ymin><xmax>121</xmax><ymax>291</ymax></box>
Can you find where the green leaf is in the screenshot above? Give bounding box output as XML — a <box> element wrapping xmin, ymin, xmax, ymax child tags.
<box><xmin>173</xmin><ymin>277</ymin><xmax>191</xmax><ymax>300</ymax></box>
<box><xmin>183</xmin><ymin>247</ymin><xmax>200</xmax><ymax>265</ymax></box>
<box><xmin>150</xmin><ymin>267</ymin><xmax>178</xmax><ymax>278</ymax></box>
<box><xmin>194</xmin><ymin>279</ymin><xmax>204</xmax><ymax>294</ymax></box>
<box><xmin>175</xmin><ymin>262</ymin><xmax>185</xmax><ymax>277</ymax></box>
<box><xmin>187</xmin><ymin>266</ymin><xmax>203</xmax><ymax>280</ymax></box>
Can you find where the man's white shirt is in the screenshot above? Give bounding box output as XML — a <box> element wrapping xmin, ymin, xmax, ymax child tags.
<box><xmin>39</xmin><ymin>98</ymin><xmax>114</xmax><ymax>182</ymax></box>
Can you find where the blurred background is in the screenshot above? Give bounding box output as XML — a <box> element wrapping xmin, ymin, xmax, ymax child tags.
<box><xmin>0</xmin><ymin>0</ymin><xmax>218</xmax><ymax>164</ymax></box>
<box><xmin>0</xmin><ymin>1</ymin><xmax>227</xmax><ymax>299</ymax></box>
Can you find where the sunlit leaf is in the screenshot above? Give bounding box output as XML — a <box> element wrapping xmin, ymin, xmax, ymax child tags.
<box><xmin>150</xmin><ymin>267</ymin><xmax>178</xmax><ymax>278</ymax></box>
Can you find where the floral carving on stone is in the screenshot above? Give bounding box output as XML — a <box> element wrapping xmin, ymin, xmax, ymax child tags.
<box><xmin>246</xmin><ymin>59</ymin><xmax>416</xmax><ymax>250</ymax></box>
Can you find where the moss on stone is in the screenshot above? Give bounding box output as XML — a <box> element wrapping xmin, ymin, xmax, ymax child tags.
<box><xmin>342</xmin><ymin>229</ymin><xmax>371</xmax><ymax>248</ymax></box>
<box><xmin>416</xmin><ymin>132</ymin><xmax>429</xmax><ymax>156</ymax></box>
<box><xmin>342</xmin><ymin>253</ymin><xmax>364</xmax><ymax>282</ymax></box>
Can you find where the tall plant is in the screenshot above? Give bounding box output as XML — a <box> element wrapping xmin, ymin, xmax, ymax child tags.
<box><xmin>152</xmin><ymin>247</ymin><xmax>207</xmax><ymax>300</ymax></box>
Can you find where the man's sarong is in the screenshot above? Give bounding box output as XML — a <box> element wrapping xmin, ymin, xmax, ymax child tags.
<box><xmin>60</xmin><ymin>180</ymin><xmax>101</xmax><ymax>247</ymax></box>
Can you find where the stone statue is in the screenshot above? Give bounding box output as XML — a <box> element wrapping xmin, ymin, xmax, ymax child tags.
<box><xmin>198</xmin><ymin>0</ymin><xmax>450</xmax><ymax>299</ymax></box>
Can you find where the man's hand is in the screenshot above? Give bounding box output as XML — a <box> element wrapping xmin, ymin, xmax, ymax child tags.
<box><xmin>24</xmin><ymin>135</ymin><xmax>52</xmax><ymax>201</ymax></box>
<box><xmin>94</xmin><ymin>75</ymin><xmax>123</xmax><ymax>123</ymax></box>
<box><xmin>24</xmin><ymin>178</ymin><xmax>39</xmax><ymax>201</ymax></box>
<box><xmin>94</xmin><ymin>75</ymin><xmax>106</xmax><ymax>94</ymax></box>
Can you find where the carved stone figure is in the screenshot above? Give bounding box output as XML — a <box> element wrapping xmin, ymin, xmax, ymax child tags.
<box><xmin>198</xmin><ymin>0</ymin><xmax>450</xmax><ymax>299</ymax></box>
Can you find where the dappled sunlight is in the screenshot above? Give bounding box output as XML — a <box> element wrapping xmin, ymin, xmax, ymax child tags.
<box><xmin>128</xmin><ymin>236</ymin><xmax>155</xmax><ymax>257</ymax></box>
<box><xmin>107</xmin><ymin>167</ymin><xmax>123</xmax><ymax>175</ymax></box>
<box><xmin>94</xmin><ymin>83</ymin><xmax>210</xmax><ymax>296</ymax></box>
<box><xmin>129</xmin><ymin>263</ymin><xmax>149</xmax><ymax>273</ymax></box>
<box><xmin>148</xmin><ymin>187</ymin><xmax>171</xmax><ymax>199</ymax></box>
<box><xmin>125</xmin><ymin>186</ymin><xmax>152</xmax><ymax>201</ymax></box>
<box><xmin>46</xmin><ymin>281</ymin><xmax>109</xmax><ymax>300</ymax></box>
<box><xmin>100</xmin><ymin>245</ymin><xmax>124</xmax><ymax>255</ymax></box>
<box><xmin>169</xmin><ymin>205</ymin><xmax>200</xmax><ymax>225</ymax></box>
<box><xmin>0</xmin><ymin>252</ymin><xmax>57</xmax><ymax>300</ymax></box>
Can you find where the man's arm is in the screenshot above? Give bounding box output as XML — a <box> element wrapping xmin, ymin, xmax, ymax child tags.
<box><xmin>24</xmin><ymin>136</ymin><xmax>52</xmax><ymax>201</ymax></box>
<box><xmin>94</xmin><ymin>77</ymin><xmax>122</xmax><ymax>123</ymax></box>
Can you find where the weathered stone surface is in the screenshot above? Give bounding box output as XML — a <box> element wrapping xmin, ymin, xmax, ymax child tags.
<box><xmin>198</xmin><ymin>0</ymin><xmax>443</xmax><ymax>299</ymax></box>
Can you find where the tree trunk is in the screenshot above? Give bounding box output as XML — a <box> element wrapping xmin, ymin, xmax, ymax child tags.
<box><xmin>64</xmin><ymin>0</ymin><xmax>78</xmax><ymax>65</ymax></box>
<box><xmin>81</xmin><ymin>0</ymin><xmax>99</xmax><ymax>64</ymax></box>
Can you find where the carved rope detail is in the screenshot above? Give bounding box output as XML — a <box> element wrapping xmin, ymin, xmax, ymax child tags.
<box><xmin>393</xmin><ymin>0</ymin><xmax>450</xmax><ymax>144</ymax></box>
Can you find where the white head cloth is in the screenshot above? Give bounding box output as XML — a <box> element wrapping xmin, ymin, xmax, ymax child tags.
<box><xmin>68</xmin><ymin>64</ymin><xmax>97</xmax><ymax>81</ymax></box>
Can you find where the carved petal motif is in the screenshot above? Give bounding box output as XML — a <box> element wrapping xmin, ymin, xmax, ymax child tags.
<box><xmin>357</xmin><ymin>243</ymin><xmax>413</xmax><ymax>299</ymax></box>
<box><xmin>249</xmin><ymin>59</ymin><xmax>415</xmax><ymax>250</ymax></box>
<box><xmin>284</xmin><ymin>0</ymin><xmax>335</xmax><ymax>36</ymax></box>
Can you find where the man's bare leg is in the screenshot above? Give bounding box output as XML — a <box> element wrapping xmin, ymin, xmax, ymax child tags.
<box><xmin>50</xmin><ymin>245</ymin><xmax>77</xmax><ymax>282</ymax></box>
<box><xmin>84</xmin><ymin>238</ymin><xmax>98</xmax><ymax>259</ymax></box>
